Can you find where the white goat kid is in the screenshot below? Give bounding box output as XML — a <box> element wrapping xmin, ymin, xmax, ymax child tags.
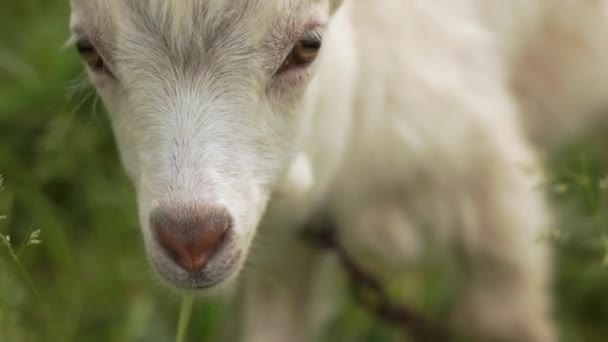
<box><xmin>70</xmin><ymin>0</ymin><xmax>608</xmax><ymax>341</ymax></box>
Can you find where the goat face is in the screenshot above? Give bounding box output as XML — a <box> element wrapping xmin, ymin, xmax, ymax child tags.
<box><xmin>70</xmin><ymin>0</ymin><xmax>341</xmax><ymax>291</ymax></box>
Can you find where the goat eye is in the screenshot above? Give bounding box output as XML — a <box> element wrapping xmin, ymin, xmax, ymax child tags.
<box><xmin>76</xmin><ymin>40</ymin><xmax>107</xmax><ymax>73</ymax></box>
<box><xmin>278</xmin><ymin>37</ymin><xmax>321</xmax><ymax>74</ymax></box>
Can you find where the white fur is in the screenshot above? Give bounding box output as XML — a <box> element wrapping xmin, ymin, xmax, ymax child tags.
<box><xmin>70</xmin><ymin>0</ymin><xmax>608</xmax><ymax>340</ymax></box>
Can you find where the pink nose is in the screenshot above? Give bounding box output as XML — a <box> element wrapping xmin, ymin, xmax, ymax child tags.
<box><xmin>150</xmin><ymin>206</ymin><xmax>232</xmax><ymax>272</ymax></box>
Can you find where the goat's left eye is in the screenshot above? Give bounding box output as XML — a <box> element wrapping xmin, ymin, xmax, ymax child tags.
<box><xmin>277</xmin><ymin>37</ymin><xmax>322</xmax><ymax>74</ymax></box>
<box><xmin>76</xmin><ymin>40</ymin><xmax>109</xmax><ymax>74</ymax></box>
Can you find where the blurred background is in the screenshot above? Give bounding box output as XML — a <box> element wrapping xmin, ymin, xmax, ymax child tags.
<box><xmin>1</xmin><ymin>1</ymin><xmax>608</xmax><ymax>341</ymax></box>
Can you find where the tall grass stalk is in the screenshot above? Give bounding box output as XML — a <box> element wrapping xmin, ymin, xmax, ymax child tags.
<box><xmin>176</xmin><ymin>295</ymin><xmax>195</xmax><ymax>342</ymax></box>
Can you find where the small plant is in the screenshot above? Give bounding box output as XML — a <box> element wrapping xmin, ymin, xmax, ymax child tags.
<box><xmin>0</xmin><ymin>175</ymin><xmax>42</xmax><ymax>296</ymax></box>
<box><xmin>549</xmin><ymin>154</ymin><xmax>608</xmax><ymax>266</ymax></box>
<box><xmin>1</xmin><ymin>229</ymin><xmax>42</xmax><ymax>262</ymax></box>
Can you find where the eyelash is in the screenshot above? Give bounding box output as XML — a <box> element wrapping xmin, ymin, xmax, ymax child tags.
<box><xmin>301</xmin><ymin>29</ymin><xmax>323</xmax><ymax>46</ymax></box>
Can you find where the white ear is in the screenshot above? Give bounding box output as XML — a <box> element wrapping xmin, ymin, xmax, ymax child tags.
<box><xmin>277</xmin><ymin>153</ymin><xmax>314</xmax><ymax>199</ymax></box>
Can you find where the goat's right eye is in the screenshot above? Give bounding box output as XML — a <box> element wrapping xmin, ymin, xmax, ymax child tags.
<box><xmin>76</xmin><ymin>40</ymin><xmax>108</xmax><ymax>74</ymax></box>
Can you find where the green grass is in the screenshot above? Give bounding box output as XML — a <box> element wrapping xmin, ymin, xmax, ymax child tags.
<box><xmin>1</xmin><ymin>1</ymin><xmax>608</xmax><ymax>341</ymax></box>
<box><xmin>176</xmin><ymin>296</ymin><xmax>195</xmax><ymax>342</ymax></box>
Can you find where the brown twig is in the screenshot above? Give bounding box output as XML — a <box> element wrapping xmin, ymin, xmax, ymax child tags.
<box><xmin>301</xmin><ymin>220</ymin><xmax>449</xmax><ymax>342</ymax></box>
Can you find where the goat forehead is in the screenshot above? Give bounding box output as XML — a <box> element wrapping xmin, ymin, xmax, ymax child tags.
<box><xmin>71</xmin><ymin>0</ymin><xmax>323</xmax><ymax>74</ymax></box>
<box><xmin>72</xmin><ymin>0</ymin><xmax>320</xmax><ymax>35</ymax></box>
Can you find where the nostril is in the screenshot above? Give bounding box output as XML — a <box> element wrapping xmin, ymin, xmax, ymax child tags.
<box><xmin>150</xmin><ymin>206</ymin><xmax>232</xmax><ymax>273</ymax></box>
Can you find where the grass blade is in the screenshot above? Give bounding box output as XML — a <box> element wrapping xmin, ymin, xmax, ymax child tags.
<box><xmin>176</xmin><ymin>295</ymin><xmax>195</xmax><ymax>342</ymax></box>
